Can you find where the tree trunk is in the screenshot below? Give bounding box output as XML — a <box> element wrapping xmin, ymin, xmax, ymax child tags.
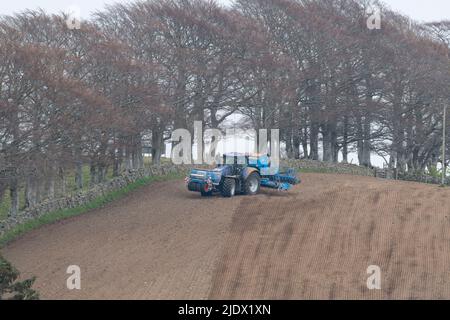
<box><xmin>59</xmin><ymin>167</ymin><xmax>66</xmax><ymax>195</ymax></box>
<box><xmin>75</xmin><ymin>161</ymin><xmax>83</xmax><ymax>190</ymax></box>
<box><xmin>322</xmin><ymin>124</ymin><xmax>334</xmax><ymax>163</ymax></box>
<box><xmin>97</xmin><ymin>165</ymin><xmax>107</xmax><ymax>183</ymax></box>
<box><xmin>10</xmin><ymin>178</ymin><xmax>19</xmax><ymax>216</ymax></box>
<box><xmin>285</xmin><ymin>130</ymin><xmax>294</xmax><ymax>159</ymax></box>
<box><xmin>90</xmin><ymin>164</ymin><xmax>97</xmax><ymax>186</ymax></box>
<box><xmin>152</xmin><ymin>129</ymin><xmax>164</xmax><ymax>166</ymax></box>
<box><xmin>131</xmin><ymin>134</ymin><xmax>143</xmax><ymax>169</ymax></box>
<box><xmin>292</xmin><ymin>128</ymin><xmax>301</xmax><ymax>160</ymax></box>
<box><xmin>125</xmin><ymin>141</ymin><xmax>133</xmax><ymax>170</ymax></box>
<box><xmin>302</xmin><ymin>127</ymin><xmax>309</xmax><ymax>159</ymax></box>
<box><xmin>356</xmin><ymin>113</ymin><xmax>372</xmax><ymax>167</ymax></box>
<box><xmin>362</xmin><ymin>117</ymin><xmax>372</xmax><ymax>167</ymax></box>
<box><xmin>25</xmin><ymin>175</ymin><xmax>38</xmax><ymax>208</ymax></box>
<box><xmin>342</xmin><ymin>115</ymin><xmax>349</xmax><ymax>163</ymax></box>
<box><xmin>0</xmin><ymin>183</ymin><xmax>6</xmax><ymax>205</ymax></box>
<box><xmin>47</xmin><ymin>166</ymin><xmax>56</xmax><ymax>199</ymax></box>
<box><xmin>310</xmin><ymin>122</ymin><xmax>319</xmax><ymax>160</ymax></box>
<box><xmin>342</xmin><ymin>144</ymin><xmax>348</xmax><ymax>164</ymax></box>
<box><xmin>113</xmin><ymin>147</ymin><xmax>122</xmax><ymax>177</ymax></box>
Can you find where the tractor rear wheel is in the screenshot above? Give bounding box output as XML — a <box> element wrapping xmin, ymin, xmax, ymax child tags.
<box><xmin>244</xmin><ymin>172</ymin><xmax>261</xmax><ymax>195</ymax></box>
<box><xmin>221</xmin><ymin>178</ymin><xmax>236</xmax><ymax>198</ymax></box>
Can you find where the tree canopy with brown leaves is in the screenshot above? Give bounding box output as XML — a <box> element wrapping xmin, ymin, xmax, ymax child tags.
<box><xmin>0</xmin><ymin>0</ymin><xmax>449</xmax><ymax>215</ymax></box>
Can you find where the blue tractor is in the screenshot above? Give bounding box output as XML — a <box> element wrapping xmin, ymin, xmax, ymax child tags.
<box><xmin>186</xmin><ymin>153</ymin><xmax>300</xmax><ymax>197</ymax></box>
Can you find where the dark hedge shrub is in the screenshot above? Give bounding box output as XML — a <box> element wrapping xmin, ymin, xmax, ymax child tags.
<box><xmin>0</xmin><ymin>255</ymin><xmax>39</xmax><ymax>300</ymax></box>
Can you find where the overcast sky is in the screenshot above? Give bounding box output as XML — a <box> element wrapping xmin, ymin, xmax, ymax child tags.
<box><xmin>0</xmin><ymin>0</ymin><xmax>449</xmax><ymax>23</ymax></box>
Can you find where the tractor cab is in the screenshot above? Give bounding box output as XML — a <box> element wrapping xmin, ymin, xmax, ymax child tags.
<box><xmin>218</xmin><ymin>153</ymin><xmax>251</xmax><ymax>176</ymax></box>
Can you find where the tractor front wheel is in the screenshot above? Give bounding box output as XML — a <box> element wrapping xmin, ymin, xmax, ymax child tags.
<box><xmin>221</xmin><ymin>178</ymin><xmax>236</xmax><ymax>198</ymax></box>
<box><xmin>244</xmin><ymin>172</ymin><xmax>261</xmax><ymax>195</ymax></box>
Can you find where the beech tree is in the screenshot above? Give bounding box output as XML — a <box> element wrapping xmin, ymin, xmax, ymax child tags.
<box><xmin>1</xmin><ymin>0</ymin><xmax>449</xmax><ymax>215</ymax></box>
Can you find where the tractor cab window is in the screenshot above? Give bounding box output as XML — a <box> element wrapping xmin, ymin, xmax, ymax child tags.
<box><xmin>223</xmin><ymin>155</ymin><xmax>248</xmax><ymax>166</ymax></box>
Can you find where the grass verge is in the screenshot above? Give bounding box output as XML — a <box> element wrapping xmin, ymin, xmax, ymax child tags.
<box><xmin>297</xmin><ymin>167</ymin><xmax>373</xmax><ymax>175</ymax></box>
<box><xmin>298</xmin><ymin>168</ymin><xmax>338</xmax><ymax>174</ymax></box>
<box><xmin>0</xmin><ymin>172</ymin><xmax>185</xmax><ymax>248</ymax></box>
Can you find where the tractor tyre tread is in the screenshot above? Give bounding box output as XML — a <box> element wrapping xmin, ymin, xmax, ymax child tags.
<box><xmin>221</xmin><ymin>178</ymin><xmax>236</xmax><ymax>198</ymax></box>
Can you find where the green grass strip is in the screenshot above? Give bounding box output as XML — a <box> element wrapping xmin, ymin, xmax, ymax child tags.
<box><xmin>0</xmin><ymin>172</ymin><xmax>185</xmax><ymax>248</ymax></box>
<box><xmin>297</xmin><ymin>167</ymin><xmax>372</xmax><ymax>175</ymax></box>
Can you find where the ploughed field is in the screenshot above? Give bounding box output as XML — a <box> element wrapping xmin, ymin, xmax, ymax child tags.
<box><xmin>3</xmin><ymin>173</ymin><xmax>450</xmax><ymax>299</ymax></box>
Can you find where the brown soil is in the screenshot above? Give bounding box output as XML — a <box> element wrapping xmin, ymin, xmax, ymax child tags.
<box><xmin>3</xmin><ymin>173</ymin><xmax>450</xmax><ymax>299</ymax></box>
